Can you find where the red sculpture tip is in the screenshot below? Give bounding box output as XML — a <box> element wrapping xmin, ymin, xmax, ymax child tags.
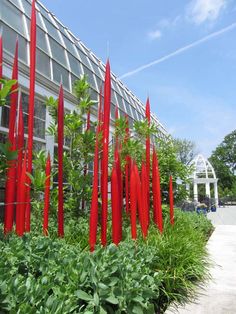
<box><xmin>106</xmin><ymin>59</ymin><xmax>110</xmax><ymax>68</ymax></box>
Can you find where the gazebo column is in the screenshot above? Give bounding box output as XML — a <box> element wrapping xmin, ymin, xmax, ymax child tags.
<box><xmin>214</xmin><ymin>181</ymin><xmax>219</xmax><ymax>207</ymax></box>
<box><xmin>205</xmin><ymin>182</ymin><xmax>211</xmax><ymax>198</ymax></box>
<box><xmin>193</xmin><ymin>182</ymin><xmax>198</xmax><ymax>202</ymax></box>
<box><xmin>186</xmin><ymin>184</ymin><xmax>190</xmax><ymax>200</ymax></box>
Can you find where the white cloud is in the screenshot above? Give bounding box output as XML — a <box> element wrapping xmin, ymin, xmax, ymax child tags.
<box><xmin>187</xmin><ymin>0</ymin><xmax>227</xmax><ymax>24</ymax></box>
<box><xmin>147</xmin><ymin>15</ymin><xmax>181</xmax><ymax>41</ymax></box>
<box><xmin>148</xmin><ymin>29</ymin><xmax>162</xmax><ymax>40</ymax></box>
<box><xmin>159</xmin><ymin>16</ymin><xmax>181</xmax><ymax>28</ymax></box>
<box><xmin>120</xmin><ymin>22</ymin><xmax>236</xmax><ymax>79</ymax></box>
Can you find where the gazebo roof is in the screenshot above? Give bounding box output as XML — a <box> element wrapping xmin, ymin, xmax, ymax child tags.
<box><xmin>190</xmin><ymin>154</ymin><xmax>216</xmax><ymax>180</ymax></box>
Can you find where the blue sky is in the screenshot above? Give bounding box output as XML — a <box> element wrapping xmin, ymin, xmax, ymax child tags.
<box><xmin>41</xmin><ymin>0</ymin><xmax>236</xmax><ymax>157</ymax></box>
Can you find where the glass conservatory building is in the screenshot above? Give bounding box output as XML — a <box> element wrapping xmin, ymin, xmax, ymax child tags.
<box><xmin>0</xmin><ymin>0</ymin><xmax>168</xmax><ymax>157</ymax></box>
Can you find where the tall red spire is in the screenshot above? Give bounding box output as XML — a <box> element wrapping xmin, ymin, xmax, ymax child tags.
<box><xmin>57</xmin><ymin>85</ymin><xmax>64</xmax><ymax>237</ymax></box>
<box><xmin>25</xmin><ymin>0</ymin><xmax>37</xmax><ymax>232</ymax></box>
<box><xmin>101</xmin><ymin>60</ymin><xmax>111</xmax><ymax>246</ymax></box>
<box><xmin>4</xmin><ymin>40</ymin><xmax>18</xmax><ymax>234</ymax></box>
<box><xmin>89</xmin><ymin>95</ymin><xmax>102</xmax><ymax>251</ymax></box>
<box><xmin>145</xmin><ymin>97</ymin><xmax>151</xmax><ymax>222</ymax></box>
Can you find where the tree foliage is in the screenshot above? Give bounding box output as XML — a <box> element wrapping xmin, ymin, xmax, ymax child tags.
<box><xmin>45</xmin><ymin>75</ymin><xmax>97</xmax><ymax>216</ymax></box>
<box><xmin>173</xmin><ymin>138</ymin><xmax>197</xmax><ymax>165</ymax></box>
<box><xmin>0</xmin><ymin>78</ymin><xmax>18</xmax><ymax>184</ymax></box>
<box><xmin>156</xmin><ymin>137</ymin><xmax>193</xmax><ymax>204</ymax></box>
<box><xmin>0</xmin><ymin>78</ymin><xmax>17</xmax><ymax>106</ymax></box>
<box><xmin>209</xmin><ymin>129</ymin><xmax>236</xmax><ymax>195</ymax></box>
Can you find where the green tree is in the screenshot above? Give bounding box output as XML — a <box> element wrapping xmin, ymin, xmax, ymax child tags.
<box><xmin>173</xmin><ymin>138</ymin><xmax>197</xmax><ymax>165</ymax></box>
<box><xmin>46</xmin><ymin>76</ymin><xmax>97</xmax><ymax>216</ymax></box>
<box><xmin>0</xmin><ymin>78</ymin><xmax>18</xmax><ymax>184</ymax></box>
<box><xmin>209</xmin><ymin>129</ymin><xmax>236</xmax><ymax>194</ymax></box>
<box><xmin>157</xmin><ymin>137</ymin><xmax>193</xmax><ymax>204</ymax></box>
<box><xmin>114</xmin><ymin>117</ymin><xmax>193</xmax><ymax>204</ymax></box>
<box><xmin>0</xmin><ymin>78</ymin><xmax>17</xmax><ymax>106</ymax></box>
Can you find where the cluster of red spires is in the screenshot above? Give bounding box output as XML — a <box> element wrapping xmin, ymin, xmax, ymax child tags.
<box><xmin>88</xmin><ymin>61</ymin><xmax>175</xmax><ymax>251</ymax></box>
<box><xmin>1</xmin><ymin>0</ymin><xmax>174</xmax><ymax>244</ymax></box>
<box><xmin>2</xmin><ymin>0</ymin><xmax>64</xmax><ymax>237</ymax></box>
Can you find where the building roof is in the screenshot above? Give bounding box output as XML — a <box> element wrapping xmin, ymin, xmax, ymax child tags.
<box><xmin>0</xmin><ymin>0</ymin><xmax>168</xmax><ymax>136</ymax></box>
<box><xmin>190</xmin><ymin>154</ymin><xmax>216</xmax><ymax>179</ymax></box>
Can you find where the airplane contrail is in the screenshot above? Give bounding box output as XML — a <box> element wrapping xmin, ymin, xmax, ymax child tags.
<box><xmin>119</xmin><ymin>22</ymin><xmax>236</xmax><ymax>79</ymax></box>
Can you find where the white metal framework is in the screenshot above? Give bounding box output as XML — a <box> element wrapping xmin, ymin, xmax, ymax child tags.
<box><xmin>187</xmin><ymin>154</ymin><xmax>218</xmax><ymax>206</ymax></box>
<box><xmin>0</xmin><ymin>0</ymin><xmax>169</xmax><ymax>205</ymax></box>
<box><xmin>0</xmin><ymin>0</ymin><xmax>168</xmax><ymax>138</ymax></box>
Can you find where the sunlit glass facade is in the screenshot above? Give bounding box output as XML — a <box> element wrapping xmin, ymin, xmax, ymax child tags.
<box><xmin>0</xmin><ymin>0</ymin><xmax>168</xmax><ymax>157</ymax></box>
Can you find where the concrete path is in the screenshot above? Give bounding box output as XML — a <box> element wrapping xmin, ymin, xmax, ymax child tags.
<box><xmin>166</xmin><ymin>206</ymin><xmax>236</xmax><ymax>314</ymax></box>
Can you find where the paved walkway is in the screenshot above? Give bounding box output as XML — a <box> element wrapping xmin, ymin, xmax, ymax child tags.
<box><xmin>166</xmin><ymin>206</ymin><xmax>236</xmax><ymax>314</ymax></box>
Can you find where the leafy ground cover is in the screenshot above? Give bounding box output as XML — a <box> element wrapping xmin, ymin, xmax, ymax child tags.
<box><xmin>0</xmin><ymin>209</ymin><xmax>213</xmax><ymax>314</ymax></box>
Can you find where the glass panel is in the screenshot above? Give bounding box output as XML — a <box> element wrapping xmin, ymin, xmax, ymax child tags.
<box><xmin>36</xmin><ymin>27</ymin><xmax>48</xmax><ymax>53</ymax></box>
<box><xmin>33</xmin><ymin>141</ymin><xmax>46</xmax><ymax>152</ymax></box>
<box><xmin>21</xmin><ymin>92</ymin><xmax>28</xmax><ymax>114</ymax></box>
<box><xmin>71</xmin><ymin>74</ymin><xmax>79</xmax><ymax>87</ymax></box>
<box><xmin>67</xmin><ymin>53</ymin><xmax>82</xmax><ymax>77</ymax></box>
<box><xmin>95</xmin><ymin>76</ymin><xmax>102</xmax><ymax>91</ymax></box>
<box><xmin>52</xmin><ymin>60</ymin><xmax>70</xmax><ymax>89</ymax></box>
<box><xmin>8</xmin><ymin>0</ymin><xmax>21</xmax><ymax>9</ymax></box>
<box><xmin>0</xmin><ymin>100</ymin><xmax>46</xmax><ymax>139</ymax></box>
<box><xmin>115</xmin><ymin>93</ymin><xmax>123</xmax><ymax>110</ymax></box>
<box><xmin>135</xmin><ymin>102</ymin><xmax>142</xmax><ymax>113</ymax></box>
<box><xmin>82</xmin><ymin>66</ymin><xmax>96</xmax><ymax>90</ymax></box>
<box><xmin>35</xmin><ymin>98</ymin><xmax>46</xmax><ymax>120</ymax></box>
<box><xmin>34</xmin><ymin>117</ymin><xmax>45</xmax><ymax>139</ymax></box>
<box><xmin>93</xmin><ymin>76</ymin><xmax>100</xmax><ymax>92</ymax></box>
<box><xmin>2</xmin><ymin>23</ymin><xmax>28</xmax><ymax>63</ymax></box>
<box><xmin>33</xmin><ymin>141</ymin><xmax>46</xmax><ymax>153</ymax></box>
<box><xmin>117</xmin><ymin>84</ymin><xmax>126</xmax><ymax>99</ymax></box>
<box><xmin>62</xmin><ymin>34</ymin><xmax>76</xmax><ymax>55</ymax></box>
<box><xmin>43</xmin><ymin>17</ymin><xmax>62</xmax><ymax>43</ymax></box>
<box><xmin>124</xmin><ymin>100</ymin><xmax>133</xmax><ymax>118</ymax></box>
<box><xmin>90</xmin><ymin>89</ymin><xmax>98</xmax><ymax>108</ymax></box>
<box><xmin>111</xmin><ymin>80</ymin><xmax>121</xmax><ymax>94</ymax></box>
<box><xmin>1</xmin><ymin>105</ymin><xmax>9</xmax><ymax>128</ymax></box>
<box><xmin>122</xmin><ymin>90</ymin><xmax>130</xmax><ymax>102</ymax></box>
<box><xmin>118</xmin><ymin>98</ymin><xmax>126</xmax><ymax>112</ymax></box>
<box><xmin>49</xmin><ymin>37</ymin><xmax>67</xmax><ymax>65</ymax></box>
<box><xmin>110</xmin><ymin>103</ymin><xmax>116</xmax><ymax>120</ymax></box>
<box><xmin>139</xmin><ymin>112</ymin><xmax>144</xmax><ymax>121</ymax></box>
<box><xmin>140</xmin><ymin>107</ymin><xmax>145</xmax><ymax>116</ymax></box>
<box><xmin>90</xmin><ymin>61</ymin><xmax>103</xmax><ymax>78</ymax></box>
<box><xmin>57</xmin><ymin>22</ymin><xmax>71</xmax><ymax>39</ymax></box>
<box><xmin>36</xmin><ymin>12</ymin><xmax>46</xmax><ymax>30</ymax></box>
<box><xmin>128</xmin><ymin>117</ymin><xmax>134</xmax><ymax>128</ymax></box>
<box><xmin>1</xmin><ymin>0</ymin><xmax>26</xmax><ymax>37</ymax></box>
<box><xmin>21</xmin><ymin>93</ymin><xmax>46</xmax><ymax>120</ymax></box>
<box><xmin>111</xmin><ymin>89</ymin><xmax>116</xmax><ymax>105</ymax></box>
<box><xmin>21</xmin><ymin>0</ymin><xmax>32</xmax><ymax>17</ymax></box>
<box><xmin>24</xmin><ymin>7</ymin><xmax>45</xmax><ymax>30</ymax></box>
<box><xmin>77</xmin><ymin>49</ymin><xmax>91</xmax><ymax>68</ymax></box>
<box><xmin>36</xmin><ymin>49</ymin><xmax>51</xmax><ymax>77</ymax></box>
<box><xmin>37</xmin><ymin>2</ymin><xmax>49</xmax><ymax>19</ymax></box>
<box><xmin>132</xmin><ymin>102</ymin><xmax>140</xmax><ymax>113</ymax></box>
<box><xmin>132</xmin><ymin>108</ymin><xmax>140</xmax><ymax>120</ymax></box>
<box><xmin>23</xmin><ymin>113</ymin><xmax>45</xmax><ymax>139</ymax></box>
<box><xmin>119</xmin><ymin>110</ymin><xmax>125</xmax><ymax>118</ymax></box>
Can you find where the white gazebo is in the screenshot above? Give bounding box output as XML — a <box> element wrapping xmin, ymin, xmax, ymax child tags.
<box><xmin>187</xmin><ymin>154</ymin><xmax>219</xmax><ymax>206</ymax></box>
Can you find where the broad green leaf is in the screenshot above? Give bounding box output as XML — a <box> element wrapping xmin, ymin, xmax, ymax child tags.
<box><xmin>105</xmin><ymin>296</ymin><xmax>119</xmax><ymax>305</ymax></box>
<box><xmin>75</xmin><ymin>290</ymin><xmax>93</xmax><ymax>301</ymax></box>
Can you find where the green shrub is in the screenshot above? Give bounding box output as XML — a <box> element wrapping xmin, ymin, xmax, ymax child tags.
<box><xmin>0</xmin><ymin>209</ymin><xmax>213</xmax><ymax>313</ymax></box>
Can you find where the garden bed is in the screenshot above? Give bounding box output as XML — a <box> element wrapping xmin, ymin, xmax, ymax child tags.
<box><xmin>0</xmin><ymin>208</ymin><xmax>213</xmax><ymax>314</ymax></box>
